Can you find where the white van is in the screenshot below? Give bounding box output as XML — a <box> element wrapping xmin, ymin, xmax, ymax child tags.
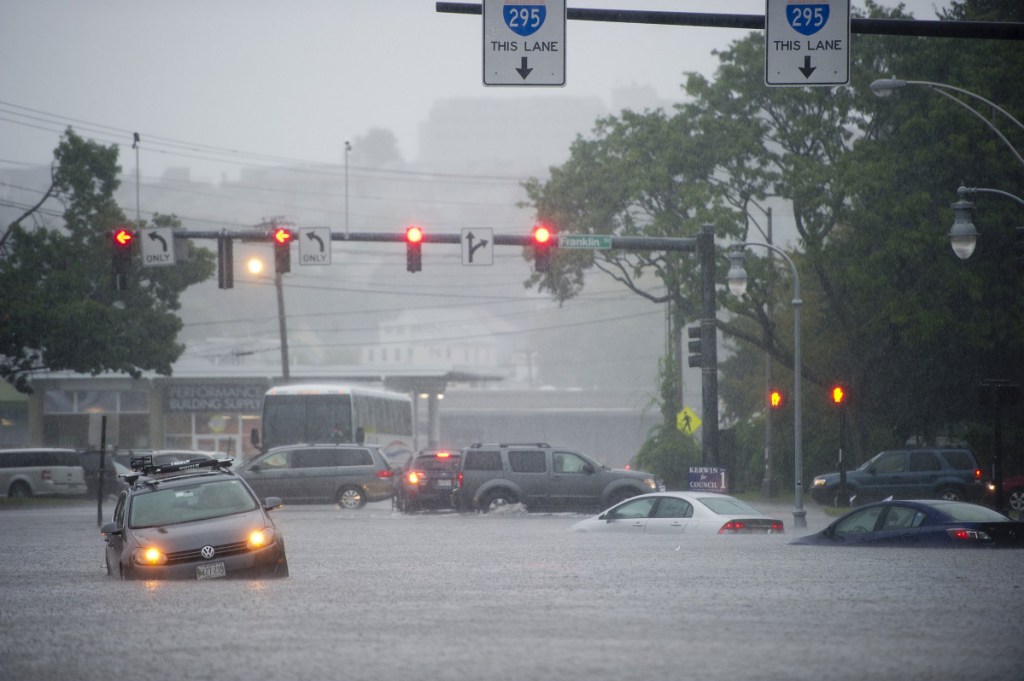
<box><xmin>0</xmin><ymin>448</ymin><xmax>87</xmax><ymax>498</ymax></box>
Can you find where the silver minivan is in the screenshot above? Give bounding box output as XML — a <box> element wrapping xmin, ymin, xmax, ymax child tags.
<box><xmin>0</xmin><ymin>448</ymin><xmax>88</xmax><ymax>498</ymax></box>
<box><xmin>235</xmin><ymin>444</ymin><xmax>395</xmax><ymax>509</ymax></box>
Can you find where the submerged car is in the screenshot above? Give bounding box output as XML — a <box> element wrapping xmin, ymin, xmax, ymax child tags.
<box><xmin>101</xmin><ymin>455</ymin><xmax>289</xmax><ymax>579</ymax></box>
<box><xmin>791</xmin><ymin>499</ymin><xmax>1024</xmax><ymax>548</ymax></box>
<box><xmin>395</xmin><ymin>449</ymin><xmax>462</xmax><ymax>512</ymax></box>
<box><xmin>570</xmin><ymin>491</ymin><xmax>784</xmax><ymax>535</ymax></box>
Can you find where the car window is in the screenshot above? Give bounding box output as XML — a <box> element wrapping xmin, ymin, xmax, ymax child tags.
<box><xmin>259</xmin><ymin>451</ymin><xmax>293</xmax><ymax>469</ymax></box>
<box><xmin>872</xmin><ymin>451</ymin><xmax>906</xmax><ymax>473</ymax></box>
<box><xmin>652</xmin><ymin>497</ymin><xmax>692</xmax><ymax>519</ymax></box>
<box><xmin>908</xmin><ymin>451</ymin><xmax>941</xmax><ymax>472</ymax></box>
<box><xmin>931</xmin><ymin>501</ymin><xmax>1010</xmax><ymax>522</ymax></box>
<box><xmin>833</xmin><ymin>506</ymin><xmax>886</xmax><ymax>537</ymax></box>
<box><xmin>552</xmin><ymin>451</ymin><xmax>588</xmax><ymax>474</ymax></box>
<box><xmin>880</xmin><ymin>505</ymin><xmax>925</xmax><ymax>530</ymax></box>
<box><xmin>463</xmin><ymin>450</ymin><xmax>501</xmax><ymax>471</ymax></box>
<box><xmin>609</xmin><ymin>497</ymin><xmax>656</xmax><ymax>520</ymax></box>
<box><xmin>940</xmin><ymin>451</ymin><xmax>975</xmax><ymax>470</ymax></box>
<box><xmin>697</xmin><ymin>497</ymin><xmax>760</xmax><ymax>515</ymax></box>
<box><xmin>508</xmin><ymin>450</ymin><xmax>546</xmax><ymax>473</ymax></box>
<box><xmin>416</xmin><ymin>456</ymin><xmax>461</xmax><ymax>471</ymax></box>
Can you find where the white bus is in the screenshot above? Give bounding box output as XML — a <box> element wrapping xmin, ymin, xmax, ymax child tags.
<box><xmin>254</xmin><ymin>384</ymin><xmax>414</xmax><ymax>460</ymax></box>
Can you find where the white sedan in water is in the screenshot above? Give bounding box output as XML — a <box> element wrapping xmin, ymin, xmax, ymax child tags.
<box><xmin>570</xmin><ymin>491</ymin><xmax>784</xmax><ymax>535</ymax></box>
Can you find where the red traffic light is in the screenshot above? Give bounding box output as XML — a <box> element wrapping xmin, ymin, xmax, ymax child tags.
<box><xmin>831</xmin><ymin>385</ymin><xmax>846</xmax><ymax>405</ymax></box>
<box><xmin>273</xmin><ymin>227</ymin><xmax>295</xmax><ymax>245</ymax></box>
<box><xmin>113</xmin><ymin>228</ymin><xmax>135</xmax><ymax>247</ymax></box>
<box><xmin>532</xmin><ymin>224</ymin><xmax>552</xmax><ymax>244</ymax></box>
<box><xmin>406</xmin><ymin>225</ymin><xmax>424</xmax><ymax>243</ymax></box>
<box><xmin>769</xmin><ymin>389</ymin><xmax>784</xmax><ymax>409</ymax></box>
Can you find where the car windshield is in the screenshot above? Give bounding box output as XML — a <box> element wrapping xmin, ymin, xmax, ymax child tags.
<box><xmin>929</xmin><ymin>501</ymin><xmax>1010</xmax><ymax>522</ymax></box>
<box><xmin>129</xmin><ymin>479</ymin><xmax>258</xmax><ymax>528</ymax></box>
<box><xmin>696</xmin><ymin>496</ymin><xmax>760</xmax><ymax>515</ymax></box>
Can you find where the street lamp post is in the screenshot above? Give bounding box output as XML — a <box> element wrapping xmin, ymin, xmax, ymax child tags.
<box><xmin>744</xmin><ymin>200</ymin><xmax>776</xmax><ymax>501</ymax></box>
<box><xmin>344</xmin><ymin>140</ymin><xmax>352</xmax><ymax>238</ymax></box>
<box><xmin>727</xmin><ymin>244</ymin><xmax>806</xmax><ymax>529</ymax></box>
<box><xmin>949</xmin><ymin>185</ymin><xmax>1024</xmax><ymax>260</ymax></box>
<box><xmin>870</xmin><ymin>77</ymin><xmax>1024</xmax><ymax>171</ymax></box>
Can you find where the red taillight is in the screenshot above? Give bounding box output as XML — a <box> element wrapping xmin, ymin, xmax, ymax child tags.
<box><xmin>376</xmin><ymin>468</ymin><xmax>394</xmax><ymax>479</ymax></box>
<box><xmin>406</xmin><ymin>471</ymin><xmax>423</xmax><ymax>485</ymax></box>
<box><xmin>719</xmin><ymin>520</ymin><xmax>746</xmax><ymax>534</ymax></box>
<box><xmin>457</xmin><ymin>472</ymin><xmax>463</xmax><ymax>488</ymax></box>
<box><xmin>974</xmin><ymin>469</ymin><xmax>983</xmax><ymax>481</ymax></box>
<box><xmin>41</xmin><ymin>469</ymin><xmax>52</xmax><ymax>481</ymax></box>
<box><xmin>770</xmin><ymin>521</ymin><xmax>785</xmax><ymax>533</ymax></box>
<box><xmin>946</xmin><ymin>528</ymin><xmax>991</xmax><ymax>542</ymax></box>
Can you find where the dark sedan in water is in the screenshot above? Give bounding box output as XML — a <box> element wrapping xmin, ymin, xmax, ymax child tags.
<box><xmin>791</xmin><ymin>499</ymin><xmax>1024</xmax><ymax>548</ymax></box>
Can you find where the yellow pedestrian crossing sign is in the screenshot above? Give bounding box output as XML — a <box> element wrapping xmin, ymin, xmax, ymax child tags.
<box><xmin>677</xmin><ymin>407</ymin><xmax>701</xmax><ymax>434</ymax></box>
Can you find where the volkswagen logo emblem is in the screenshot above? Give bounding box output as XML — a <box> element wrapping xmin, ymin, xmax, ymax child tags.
<box><xmin>200</xmin><ymin>545</ymin><xmax>216</xmax><ymax>559</ymax></box>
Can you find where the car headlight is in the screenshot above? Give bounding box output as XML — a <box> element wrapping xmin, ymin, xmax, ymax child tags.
<box><xmin>247</xmin><ymin>526</ymin><xmax>276</xmax><ymax>549</ymax></box>
<box><xmin>133</xmin><ymin>547</ymin><xmax>167</xmax><ymax>566</ymax></box>
<box><xmin>812</xmin><ymin>478</ymin><xmax>826</xmax><ymax>487</ymax></box>
<box><xmin>643</xmin><ymin>478</ymin><xmax>657</xmax><ymax>490</ymax></box>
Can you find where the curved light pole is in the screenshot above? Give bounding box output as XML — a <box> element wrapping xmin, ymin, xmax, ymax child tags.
<box><xmin>949</xmin><ymin>185</ymin><xmax>1024</xmax><ymax>260</ymax></box>
<box><xmin>870</xmin><ymin>78</ymin><xmax>1024</xmax><ymax>170</ymax></box>
<box><xmin>727</xmin><ymin>244</ymin><xmax>806</xmax><ymax>528</ymax></box>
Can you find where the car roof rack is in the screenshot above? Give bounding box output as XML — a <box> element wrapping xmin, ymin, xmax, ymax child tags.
<box><xmin>121</xmin><ymin>455</ymin><xmax>234</xmax><ymax>485</ymax></box>
<box><xmin>467</xmin><ymin>443</ymin><xmax>550</xmax><ymax>449</ymax></box>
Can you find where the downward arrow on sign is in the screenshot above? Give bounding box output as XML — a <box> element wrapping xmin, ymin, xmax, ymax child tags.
<box><xmin>798</xmin><ymin>55</ymin><xmax>817</xmax><ymax>79</ymax></box>
<box><xmin>516</xmin><ymin>57</ymin><xmax>533</xmax><ymax>80</ymax></box>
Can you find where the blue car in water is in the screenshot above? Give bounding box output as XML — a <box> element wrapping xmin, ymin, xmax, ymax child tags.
<box><xmin>791</xmin><ymin>499</ymin><xmax>1024</xmax><ymax>548</ymax></box>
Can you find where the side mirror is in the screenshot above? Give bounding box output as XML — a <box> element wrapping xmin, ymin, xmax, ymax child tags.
<box><xmin>100</xmin><ymin>521</ymin><xmax>121</xmax><ymax>536</ymax></box>
<box><xmin>583</xmin><ymin>463</ymin><xmax>595</xmax><ymax>475</ymax></box>
<box><xmin>249</xmin><ymin>464</ymin><xmax>262</xmax><ymax>472</ymax></box>
<box><xmin>250</xmin><ymin>428</ymin><xmax>260</xmax><ymax>447</ymax></box>
<box><xmin>263</xmin><ymin>496</ymin><xmax>283</xmax><ymax>511</ymax></box>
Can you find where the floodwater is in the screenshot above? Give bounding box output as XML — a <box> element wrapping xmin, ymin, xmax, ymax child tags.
<box><xmin>1</xmin><ymin>500</ymin><xmax>1021</xmax><ymax>681</ymax></box>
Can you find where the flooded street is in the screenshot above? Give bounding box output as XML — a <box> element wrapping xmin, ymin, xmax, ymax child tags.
<box><xmin>2</xmin><ymin>500</ymin><xmax>1022</xmax><ymax>681</ymax></box>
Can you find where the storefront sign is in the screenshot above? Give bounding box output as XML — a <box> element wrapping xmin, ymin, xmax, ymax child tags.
<box><xmin>166</xmin><ymin>384</ymin><xmax>267</xmax><ymax>412</ymax></box>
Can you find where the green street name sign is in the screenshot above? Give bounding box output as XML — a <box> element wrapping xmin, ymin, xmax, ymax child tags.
<box><xmin>559</xmin><ymin>234</ymin><xmax>612</xmax><ymax>250</ymax></box>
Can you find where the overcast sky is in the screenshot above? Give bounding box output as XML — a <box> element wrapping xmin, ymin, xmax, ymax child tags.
<box><xmin>1</xmin><ymin>1</ymin><xmax>951</xmax><ymax>182</ymax></box>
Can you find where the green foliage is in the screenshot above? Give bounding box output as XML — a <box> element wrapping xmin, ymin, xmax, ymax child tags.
<box><xmin>0</xmin><ymin>128</ymin><xmax>215</xmax><ymax>392</ymax></box>
<box><xmin>633</xmin><ymin>422</ymin><xmax>701</xmax><ymax>491</ymax></box>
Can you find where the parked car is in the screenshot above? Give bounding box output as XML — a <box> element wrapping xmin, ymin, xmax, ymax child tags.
<box><xmin>570</xmin><ymin>491</ymin><xmax>784</xmax><ymax>534</ymax></box>
<box><xmin>810</xmin><ymin>448</ymin><xmax>984</xmax><ymax>506</ymax></box>
<box><xmin>791</xmin><ymin>499</ymin><xmax>1024</xmax><ymax>548</ymax></box>
<box><xmin>455</xmin><ymin>442</ymin><xmax>657</xmax><ymax>513</ymax></box>
<box><xmin>395</xmin><ymin>449</ymin><xmax>462</xmax><ymax>512</ymax></box>
<box><xmin>101</xmin><ymin>455</ymin><xmax>288</xmax><ymax>579</ymax></box>
<box><xmin>0</xmin><ymin>448</ymin><xmax>87</xmax><ymax>498</ymax></box>
<box><xmin>235</xmin><ymin>443</ymin><xmax>394</xmax><ymax>508</ymax></box>
<box><xmin>985</xmin><ymin>474</ymin><xmax>1024</xmax><ymax>515</ymax></box>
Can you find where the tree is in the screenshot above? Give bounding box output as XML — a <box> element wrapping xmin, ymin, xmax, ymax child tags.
<box><xmin>523</xmin><ymin>109</ymin><xmax>753</xmax><ymax>433</ymax></box>
<box><xmin>0</xmin><ymin>128</ymin><xmax>215</xmax><ymax>392</ymax></box>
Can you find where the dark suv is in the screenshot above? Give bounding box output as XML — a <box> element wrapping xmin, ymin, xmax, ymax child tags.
<box><xmin>454</xmin><ymin>443</ymin><xmax>657</xmax><ymax>513</ymax></box>
<box><xmin>811</xmin><ymin>448</ymin><xmax>984</xmax><ymax>506</ymax></box>
<box><xmin>395</xmin><ymin>449</ymin><xmax>462</xmax><ymax>512</ymax></box>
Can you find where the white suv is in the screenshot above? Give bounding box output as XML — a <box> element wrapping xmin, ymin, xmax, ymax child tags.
<box><xmin>0</xmin><ymin>448</ymin><xmax>87</xmax><ymax>498</ymax></box>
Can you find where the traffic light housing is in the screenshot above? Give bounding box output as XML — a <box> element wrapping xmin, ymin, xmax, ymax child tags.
<box><xmin>830</xmin><ymin>384</ymin><xmax>847</xmax><ymax>407</ymax></box>
<box><xmin>111</xmin><ymin>227</ymin><xmax>135</xmax><ymax>290</ymax></box>
<box><xmin>272</xmin><ymin>227</ymin><xmax>294</xmax><ymax>274</ymax></box>
<box><xmin>532</xmin><ymin>224</ymin><xmax>552</xmax><ymax>272</ymax></box>
<box><xmin>687</xmin><ymin>325</ymin><xmax>702</xmax><ymax>368</ymax></box>
<box><xmin>217</xmin><ymin>234</ymin><xmax>234</xmax><ymax>289</ymax></box>
<box><xmin>406</xmin><ymin>225</ymin><xmax>423</xmax><ymax>272</ymax></box>
<box><xmin>769</xmin><ymin>389</ymin><xmax>784</xmax><ymax>410</ymax></box>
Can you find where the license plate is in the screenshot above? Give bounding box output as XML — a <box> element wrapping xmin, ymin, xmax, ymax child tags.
<box><xmin>196</xmin><ymin>561</ymin><xmax>226</xmax><ymax>579</ymax></box>
<box><xmin>435</xmin><ymin>479</ymin><xmax>452</xmax><ymax>488</ymax></box>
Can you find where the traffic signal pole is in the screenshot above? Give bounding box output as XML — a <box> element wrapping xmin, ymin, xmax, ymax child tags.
<box><xmin>167</xmin><ymin>226</ymin><xmax>717</xmax><ymax>461</ymax></box>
